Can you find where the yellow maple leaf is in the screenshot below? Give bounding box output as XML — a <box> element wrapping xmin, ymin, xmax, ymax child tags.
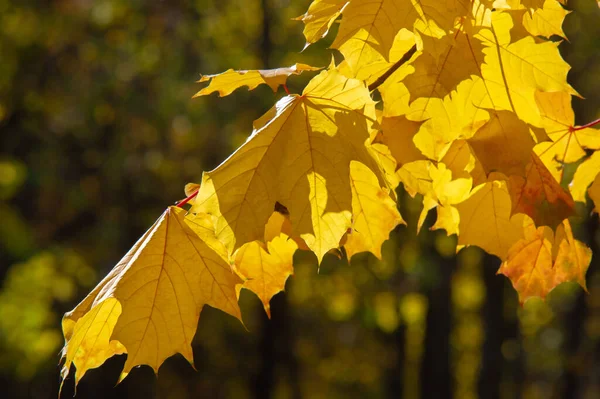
<box><xmin>331</xmin><ymin>0</ymin><xmax>419</xmax><ymax>73</ymax></box>
<box><xmin>403</xmin><ymin>31</ymin><xmax>485</xmax><ymax>100</ymax></box>
<box><xmin>295</xmin><ymin>0</ymin><xmax>349</xmax><ymax>46</ymax></box>
<box><xmin>441</xmin><ymin>139</ymin><xmax>487</xmax><ymax>186</ymax></box>
<box><xmin>418</xmin><ymin>163</ymin><xmax>472</xmax><ymax>234</ymax></box>
<box><xmin>417</xmin><ymin>0</ymin><xmax>471</xmax><ymax>33</ymax></box>
<box><xmin>535</xmin><ymin>91</ymin><xmax>600</xmax><ymax>164</ymax></box>
<box><xmin>344</xmin><ymin>161</ymin><xmax>404</xmax><ymax>259</ymax></box>
<box><xmin>468</xmin><ymin>110</ymin><xmax>536</xmax><ymax>177</ymax></box>
<box><xmin>379</xmin><ymin>115</ymin><xmax>425</xmax><ymax>166</ymax></box>
<box><xmin>234</xmin><ymin>234</ymin><xmax>297</xmax><ymax>318</ymax></box>
<box><xmin>588</xmin><ymin>173</ymin><xmax>600</xmax><ymax>213</ymax></box>
<box><xmin>397</xmin><ymin>160</ymin><xmax>434</xmax><ymax>198</ymax></box>
<box><xmin>193</xmin><ymin>64</ymin><xmax>321</xmax><ymax>97</ymax></box>
<box><xmin>61</xmin><ymin>207</ymin><xmax>242</xmax><ymax>385</ymax></box>
<box><xmin>498</xmin><ymin>219</ymin><xmax>591</xmax><ymax>304</ymax></box>
<box><xmin>407</xmin><ymin>76</ymin><xmax>490</xmax><ymax>160</ymax></box>
<box><xmin>337</xmin><ymin>28</ymin><xmax>417</xmax><ymax>86</ymax></box>
<box><xmin>456</xmin><ymin>175</ymin><xmax>527</xmax><ymax>259</ymax></box>
<box><xmin>191</xmin><ymin>68</ymin><xmax>388</xmax><ymax>262</ymax></box>
<box><xmin>570</xmin><ymin>151</ymin><xmax>600</xmax><ymax>202</ymax></box>
<box><xmin>523</xmin><ymin>0</ymin><xmax>570</xmax><ymax>38</ymax></box>
<box><xmin>475</xmin><ymin>11</ymin><xmax>577</xmax><ymax>127</ymax></box>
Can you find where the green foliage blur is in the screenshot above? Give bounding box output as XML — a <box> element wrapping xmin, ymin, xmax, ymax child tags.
<box><xmin>1</xmin><ymin>1</ymin><xmax>599</xmax><ymax>398</ymax></box>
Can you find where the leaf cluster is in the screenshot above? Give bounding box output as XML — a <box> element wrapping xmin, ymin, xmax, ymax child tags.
<box><xmin>60</xmin><ymin>0</ymin><xmax>600</xmax><ymax>388</ymax></box>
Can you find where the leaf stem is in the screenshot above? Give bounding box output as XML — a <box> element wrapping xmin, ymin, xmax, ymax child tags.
<box><xmin>368</xmin><ymin>44</ymin><xmax>418</xmax><ymax>92</ymax></box>
<box><xmin>176</xmin><ymin>189</ymin><xmax>199</xmax><ymax>208</ymax></box>
<box><xmin>571</xmin><ymin>117</ymin><xmax>600</xmax><ymax>132</ymax></box>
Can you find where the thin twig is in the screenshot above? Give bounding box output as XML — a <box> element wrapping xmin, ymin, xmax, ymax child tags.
<box><xmin>368</xmin><ymin>44</ymin><xmax>418</xmax><ymax>92</ymax></box>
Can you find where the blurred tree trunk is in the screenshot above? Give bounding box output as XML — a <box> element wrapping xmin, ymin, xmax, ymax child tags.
<box><xmin>478</xmin><ymin>255</ymin><xmax>504</xmax><ymax>399</ymax></box>
<box><xmin>420</xmin><ymin>245</ymin><xmax>454</xmax><ymax>399</ymax></box>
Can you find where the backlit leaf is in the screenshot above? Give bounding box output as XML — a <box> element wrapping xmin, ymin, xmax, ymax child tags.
<box><xmin>498</xmin><ymin>219</ymin><xmax>591</xmax><ymax>304</ymax></box>
<box><xmin>194</xmin><ymin>64</ymin><xmax>321</xmax><ymax>97</ymax></box>
<box><xmin>61</xmin><ymin>207</ymin><xmax>242</xmax><ymax>385</ymax></box>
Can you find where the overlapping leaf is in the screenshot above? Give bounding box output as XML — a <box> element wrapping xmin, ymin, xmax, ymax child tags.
<box><xmin>191</xmin><ymin>68</ymin><xmax>386</xmax><ymax>262</ymax></box>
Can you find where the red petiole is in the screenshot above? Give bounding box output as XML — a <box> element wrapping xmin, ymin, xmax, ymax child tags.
<box><xmin>176</xmin><ymin>189</ymin><xmax>199</xmax><ymax>208</ymax></box>
<box><xmin>570</xmin><ymin>117</ymin><xmax>600</xmax><ymax>132</ymax></box>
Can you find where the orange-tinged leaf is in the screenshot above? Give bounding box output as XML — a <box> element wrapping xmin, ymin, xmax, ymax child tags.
<box><xmin>192</xmin><ymin>68</ymin><xmax>386</xmax><ymax>262</ymax></box>
<box><xmin>296</xmin><ymin>0</ymin><xmax>349</xmax><ymax>46</ymax></box>
<box><xmin>468</xmin><ymin>110</ymin><xmax>536</xmax><ymax>177</ymax></box>
<box><xmin>456</xmin><ymin>176</ymin><xmax>527</xmax><ymax>259</ymax></box>
<box><xmin>498</xmin><ymin>220</ymin><xmax>591</xmax><ymax>304</ymax></box>
<box><xmin>61</xmin><ymin>207</ymin><xmax>242</xmax><ymax>384</ymax></box>
<box><xmin>345</xmin><ymin>161</ymin><xmax>404</xmax><ymax>259</ymax></box>
<box><xmin>194</xmin><ymin>64</ymin><xmax>321</xmax><ymax>97</ymax></box>
<box><xmin>509</xmin><ymin>153</ymin><xmax>575</xmax><ymax>228</ymax></box>
<box><xmin>234</xmin><ymin>234</ymin><xmax>297</xmax><ymax>318</ymax></box>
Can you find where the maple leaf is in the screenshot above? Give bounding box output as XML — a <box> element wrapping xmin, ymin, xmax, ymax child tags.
<box><xmin>194</xmin><ymin>64</ymin><xmax>321</xmax><ymax>97</ymax></box>
<box><xmin>417</xmin><ymin>0</ymin><xmax>471</xmax><ymax>33</ymax></box>
<box><xmin>442</xmin><ymin>139</ymin><xmax>486</xmax><ymax>186</ymax></box>
<box><xmin>344</xmin><ymin>161</ymin><xmax>404</xmax><ymax>259</ymax></box>
<box><xmin>509</xmin><ymin>152</ymin><xmax>575</xmax><ymax>228</ymax></box>
<box><xmin>403</xmin><ymin>31</ymin><xmax>485</xmax><ymax>100</ymax></box>
<box><xmin>522</xmin><ymin>0</ymin><xmax>570</xmax><ymax>39</ymax></box>
<box><xmin>191</xmin><ymin>68</ymin><xmax>388</xmax><ymax>262</ymax></box>
<box><xmin>331</xmin><ymin>0</ymin><xmax>420</xmax><ymax>74</ymax></box>
<box><xmin>468</xmin><ymin>110</ymin><xmax>536</xmax><ymax>177</ymax></box>
<box><xmin>61</xmin><ymin>207</ymin><xmax>242</xmax><ymax>386</ymax></box>
<box><xmin>379</xmin><ymin>115</ymin><xmax>425</xmax><ymax>166</ymax></box>
<box><xmin>475</xmin><ymin>11</ymin><xmax>577</xmax><ymax>126</ymax></box>
<box><xmin>417</xmin><ymin>163</ymin><xmax>472</xmax><ymax>234</ymax></box>
<box><xmin>498</xmin><ymin>219</ymin><xmax>591</xmax><ymax>304</ymax></box>
<box><xmin>588</xmin><ymin>174</ymin><xmax>600</xmax><ymax>213</ymax></box>
<box><xmin>234</xmin><ymin>233</ymin><xmax>297</xmax><ymax>318</ymax></box>
<box><xmin>406</xmin><ymin>77</ymin><xmax>490</xmax><ymax>160</ymax></box>
<box><xmin>338</xmin><ymin>29</ymin><xmax>417</xmax><ymax>86</ymax></box>
<box><xmin>535</xmin><ymin>91</ymin><xmax>600</xmax><ymax>164</ymax></box>
<box><xmin>570</xmin><ymin>151</ymin><xmax>600</xmax><ymax>202</ymax></box>
<box><xmin>296</xmin><ymin>0</ymin><xmax>349</xmax><ymax>46</ymax></box>
<box><xmin>61</xmin><ymin>0</ymin><xmax>600</xmax><ymax>387</ymax></box>
<box><xmin>455</xmin><ymin>175</ymin><xmax>527</xmax><ymax>259</ymax></box>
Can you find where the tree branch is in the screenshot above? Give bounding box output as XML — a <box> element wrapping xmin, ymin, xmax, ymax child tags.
<box><xmin>368</xmin><ymin>44</ymin><xmax>418</xmax><ymax>92</ymax></box>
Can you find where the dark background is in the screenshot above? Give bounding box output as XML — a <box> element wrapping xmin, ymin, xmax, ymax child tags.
<box><xmin>1</xmin><ymin>0</ymin><xmax>600</xmax><ymax>398</ymax></box>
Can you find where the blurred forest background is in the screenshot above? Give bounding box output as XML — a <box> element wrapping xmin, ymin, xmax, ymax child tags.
<box><xmin>1</xmin><ymin>0</ymin><xmax>600</xmax><ymax>398</ymax></box>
